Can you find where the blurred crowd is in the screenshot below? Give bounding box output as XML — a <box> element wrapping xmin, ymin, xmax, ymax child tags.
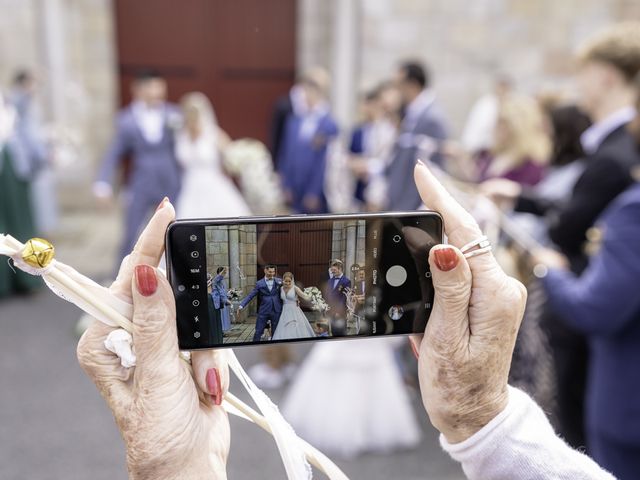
<box><xmin>2</xmin><ymin>17</ymin><xmax>640</xmax><ymax>479</ymax></box>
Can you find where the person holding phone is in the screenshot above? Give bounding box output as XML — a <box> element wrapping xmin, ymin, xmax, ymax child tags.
<box><xmin>77</xmin><ymin>167</ymin><xmax>614</xmax><ymax>479</ymax></box>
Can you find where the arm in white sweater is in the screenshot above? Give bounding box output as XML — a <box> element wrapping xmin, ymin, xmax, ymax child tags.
<box><xmin>440</xmin><ymin>386</ymin><xmax>615</xmax><ymax>480</ymax></box>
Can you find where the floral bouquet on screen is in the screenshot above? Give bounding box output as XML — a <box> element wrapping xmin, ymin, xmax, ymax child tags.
<box><xmin>227</xmin><ymin>287</ymin><xmax>243</xmax><ymax>302</ymax></box>
<box><xmin>303</xmin><ymin>286</ymin><xmax>329</xmax><ymax>313</ymax></box>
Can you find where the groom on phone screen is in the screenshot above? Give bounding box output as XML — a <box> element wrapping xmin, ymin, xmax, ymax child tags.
<box><xmin>238</xmin><ymin>264</ymin><xmax>283</xmax><ymax>342</ymax></box>
<box><xmin>324</xmin><ymin>259</ymin><xmax>351</xmax><ymax>336</ymax></box>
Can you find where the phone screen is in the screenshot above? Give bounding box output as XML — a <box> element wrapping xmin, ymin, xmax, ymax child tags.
<box><xmin>166</xmin><ymin>212</ymin><xmax>443</xmax><ymax>349</ymax></box>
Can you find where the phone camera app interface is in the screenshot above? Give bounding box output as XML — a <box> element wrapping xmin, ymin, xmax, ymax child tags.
<box><xmin>169</xmin><ymin>213</ymin><xmax>441</xmax><ymax>349</ymax></box>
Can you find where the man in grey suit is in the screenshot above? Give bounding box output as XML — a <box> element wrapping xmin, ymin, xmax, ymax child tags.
<box><xmin>385</xmin><ymin>61</ymin><xmax>448</xmax><ymax>210</ymax></box>
<box><xmin>94</xmin><ymin>70</ymin><xmax>181</xmax><ymax>263</ymax></box>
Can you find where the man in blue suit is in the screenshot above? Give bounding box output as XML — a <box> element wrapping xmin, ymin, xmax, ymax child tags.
<box><xmin>93</xmin><ymin>70</ymin><xmax>182</xmax><ymax>264</ymax></box>
<box><xmin>533</xmin><ymin>169</ymin><xmax>640</xmax><ymax>478</ymax></box>
<box><xmin>323</xmin><ymin>259</ymin><xmax>352</xmax><ymax>336</ymax></box>
<box><xmin>238</xmin><ymin>264</ymin><xmax>283</xmax><ymax>342</ymax></box>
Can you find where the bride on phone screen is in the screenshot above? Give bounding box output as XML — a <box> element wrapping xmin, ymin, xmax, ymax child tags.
<box><xmin>272</xmin><ymin>272</ymin><xmax>316</xmax><ymax>340</ymax></box>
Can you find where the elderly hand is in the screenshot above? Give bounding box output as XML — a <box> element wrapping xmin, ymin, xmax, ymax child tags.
<box><xmin>77</xmin><ymin>199</ymin><xmax>230</xmax><ymax>480</ymax></box>
<box><xmin>411</xmin><ymin>161</ymin><xmax>528</xmax><ymax>444</ymax></box>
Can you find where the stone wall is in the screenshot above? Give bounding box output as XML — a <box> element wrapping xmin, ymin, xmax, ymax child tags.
<box><xmin>331</xmin><ymin>219</ymin><xmax>366</xmax><ymax>282</ymax></box>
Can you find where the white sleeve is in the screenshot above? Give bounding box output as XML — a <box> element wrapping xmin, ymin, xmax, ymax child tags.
<box><xmin>440</xmin><ymin>386</ymin><xmax>615</xmax><ymax>480</ymax></box>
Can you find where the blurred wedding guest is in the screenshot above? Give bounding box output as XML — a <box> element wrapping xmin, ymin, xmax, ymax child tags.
<box><xmin>175</xmin><ymin>92</ymin><xmax>250</xmax><ymax>219</ymax></box>
<box><xmin>8</xmin><ymin>70</ymin><xmax>57</xmax><ymax>235</ymax></box>
<box><xmin>461</xmin><ymin>74</ymin><xmax>513</xmax><ymax>155</ymax></box>
<box><xmin>385</xmin><ymin>60</ymin><xmax>449</xmax><ymax>210</ymax></box>
<box><xmin>282</xmin><ymin>337</ymin><xmax>421</xmax><ymax>459</ymax></box>
<box><xmin>94</xmin><ymin>70</ymin><xmax>181</xmax><ymax>263</ymax></box>
<box><xmin>483</xmin><ymin>104</ymin><xmax>592</xmax><ymax>242</ymax></box>
<box><xmin>533</xmin><ymin>178</ymin><xmax>640</xmax><ymax>479</ymax></box>
<box><xmin>277</xmin><ymin>67</ymin><xmax>338</xmax><ymax>214</ymax></box>
<box><xmin>489</xmin><ymin>22</ymin><xmax>640</xmax><ymax>448</ymax></box>
<box><xmin>348</xmin><ymin>87</ymin><xmax>396</xmax><ymax>210</ymax></box>
<box><xmin>531</xmin><ymin>75</ymin><xmax>640</xmax><ymax>480</ymax></box>
<box><xmin>0</xmin><ymin>92</ymin><xmax>40</xmax><ymax>297</ymax></box>
<box><xmin>269</xmin><ymin>78</ymin><xmax>307</xmax><ymax>169</ymax></box>
<box><xmin>532</xmin><ymin>98</ymin><xmax>640</xmax><ymax>476</ymax></box>
<box><xmin>211</xmin><ymin>266</ymin><xmax>232</xmax><ymax>335</ymax></box>
<box><xmin>476</xmin><ymin>94</ymin><xmax>551</xmax><ymax>186</ymax></box>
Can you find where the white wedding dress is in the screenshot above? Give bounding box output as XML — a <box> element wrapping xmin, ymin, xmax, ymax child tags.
<box><xmin>175</xmin><ymin>128</ymin><xmax>251</xmax><ymax>219</ymax></box>
<box><xmin>282</xmin><ymin>337</ymin><xmax>421</xmax><ymax>458</ymax></box>
<box><xmin>272</xmin><ymin>287</ymin><xmax>316</xmax><ymax>340</ymax></box>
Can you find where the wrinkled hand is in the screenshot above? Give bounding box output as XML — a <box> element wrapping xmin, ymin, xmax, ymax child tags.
<box><xmin>77</xmin><ymin>200</ymin><xmax>230</xmax><ymax>480</ymax></box>
<box><xmin>411</xmin><ymin>162</ymin><xmax>527</xmax><ymax>444</ymax></box>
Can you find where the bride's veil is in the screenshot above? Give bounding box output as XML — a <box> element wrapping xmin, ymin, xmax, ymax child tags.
<box><xmin>179</xmin><ymin>91</ymin><xmax>219</xmax><ymax>137</ymax></box>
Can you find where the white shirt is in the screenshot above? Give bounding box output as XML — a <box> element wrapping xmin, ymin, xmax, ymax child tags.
<box><xmin>441</xmin><ymin>387</ymin><xmax>615</xmax><ymax>479</ymax></box>
<box><xmin>580</xmin><ymin>106</ymin><xmax>636</xmax><ymax>155</ymax></box>
<box><xmin>132</xmin><ymin>101</ymin><xmax>165</xmax><ymax>144</ymax></box>
<box><xmin>265</xmin><ymin>277</ymin><xmax>274</xmax><ymax>291</ymax></box>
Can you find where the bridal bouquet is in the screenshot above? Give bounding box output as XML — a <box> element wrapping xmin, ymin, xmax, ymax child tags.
<box><xmin>227</xmin><ymin>287</ymin><xmax>243</xmax><ymax>301</ymax></box>
<box><xmin>303</xmin><ymin>286</ymin><xmax>329</xmax><ymax>312</ymax></box>
<box><xmin>223</xmin><ymin>139</ymin><xmax>287</xmax><ymax>215</ymax></box>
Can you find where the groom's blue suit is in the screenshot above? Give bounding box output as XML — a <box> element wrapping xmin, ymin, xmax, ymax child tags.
<box><xmin>97</xmin><ymin>103</ymin><xmax>182</xmax><ymax>263</ymax></box>
<box><xmin>239</xmin><ymin>277</ymin><xmax>283</xmax><ymax>341</ymax></box>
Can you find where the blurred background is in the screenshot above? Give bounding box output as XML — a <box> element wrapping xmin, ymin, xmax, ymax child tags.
<box><xmin>2</xmin><ymin>0</ymin><xmax>640</xmax><ymax>479</ymax></box>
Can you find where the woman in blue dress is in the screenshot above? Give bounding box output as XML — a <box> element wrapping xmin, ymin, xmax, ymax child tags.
<box><xmin>212</xmin><ymin>266</ymin><xmax>232</xmax><ymax>334</ymax></box>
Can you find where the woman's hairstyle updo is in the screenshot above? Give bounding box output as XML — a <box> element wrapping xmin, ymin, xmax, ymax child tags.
<box><xmin>282</xmin><ymin>272</ymin><xmax>294</xmax><ymax>281</ymax></box>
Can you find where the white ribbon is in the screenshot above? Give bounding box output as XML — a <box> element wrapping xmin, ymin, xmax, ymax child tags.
<box><xmin>0</xmin><ymin>233</ymin><xmax>348</xmax><ymax>480</ymax></box>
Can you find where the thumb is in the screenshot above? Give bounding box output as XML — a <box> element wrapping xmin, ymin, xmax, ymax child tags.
<box><xmin>131</xmin><ymin>264</ymin><xmax>183</xmax><ymax>387</ymax></box>
<box><xmin>424</xmin><ymin>245</ymin><xmax>472</xmax><ymax>352</ymax></box>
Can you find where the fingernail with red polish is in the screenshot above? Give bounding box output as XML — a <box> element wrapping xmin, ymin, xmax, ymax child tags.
<box><xmin>206</xmin><ymin>368</ymin><xmax>222</xmax><ymax>406</ymax></box>
<box><xmin>134</xmin><ymin>265</ymin><xmax>158</xmax><ymax>296</ymax></box>
<box><xmin>155</xmin><ymin>196</ymin><xmax>169</xmax><ymax>212</ymax></box>
<box><xmin>433</xmin><ymin>247</ymin><xmax>458</xmax><ymax>272</ymax></box>
<box><xmin>410</xmin><ymin>339</ymin><xmax>419</xmax><ymax>359</ymax></box>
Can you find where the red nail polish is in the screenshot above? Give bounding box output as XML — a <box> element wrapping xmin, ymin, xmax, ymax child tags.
<box><xmin>410</xmin><ymin>340</ymin><xmax>419</xmax><ymax>359</ymax></box>
<box><xmin>134</xmin><ymin>265</ymin><xmax>158</xmax><ymax>296</ymax></box>
<box><xmin>433</xmin><ymin>247</ymin><xmax>458</xmax><ymax>272</ymax></box>
<box><xmin>155</xmin><ymin>196</ymin><xmax>169</xmax><ymax>212</ymax></box>
<box><xmin>206</xmin><ymin>368</ymin><xmax>222</xmax><ymax>406</ymax></box>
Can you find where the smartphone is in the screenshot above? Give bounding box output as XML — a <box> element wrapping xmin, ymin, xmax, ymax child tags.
<box><xmin>165</xmin><ymin>211</ymin><xmax>443</xmax><ymax>349</ymax></box>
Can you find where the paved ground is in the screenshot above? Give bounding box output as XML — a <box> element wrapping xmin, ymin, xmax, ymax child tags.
<box><xmin>0</xmin><ymin>205</ymin><xmax>465</xmax><ymax>479</ymax></box>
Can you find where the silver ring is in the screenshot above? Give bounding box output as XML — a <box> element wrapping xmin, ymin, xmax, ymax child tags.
<box><xmin>460</xmin><ymin>235</ymin><xmax>492</xmax><ymax>259</ymax></box>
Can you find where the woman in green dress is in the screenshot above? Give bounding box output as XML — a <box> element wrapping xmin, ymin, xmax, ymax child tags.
<box><xmin>0</xmin><ymin>101</ymin><xmax>41</xmax><ymax>298</ymax></box>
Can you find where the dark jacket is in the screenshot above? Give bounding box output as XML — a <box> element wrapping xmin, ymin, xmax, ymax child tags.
<box><xmin>239</xmin><ymin>277</ymin><xmax>283</xmax><ymax>316</ymax></box>
<box><xmin>517</xmin><ymin>125</ymin><xmax>640</xmax><ymax>269</ymax></box>
<box><xmin>543</xmin><ymin>183</ymin><xmax>640</xmax><ymax>443</ymax></box>
<box><xmin>324</xmin><ymin>274</ymin><xmax>352</xmax><ymax>316</ymax></box>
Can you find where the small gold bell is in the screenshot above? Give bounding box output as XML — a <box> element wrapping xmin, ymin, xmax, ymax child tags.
<box><xmin>21</xmin><ymin>238</ymin><xmax>55</xmax><ymax>268</ymax></box>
